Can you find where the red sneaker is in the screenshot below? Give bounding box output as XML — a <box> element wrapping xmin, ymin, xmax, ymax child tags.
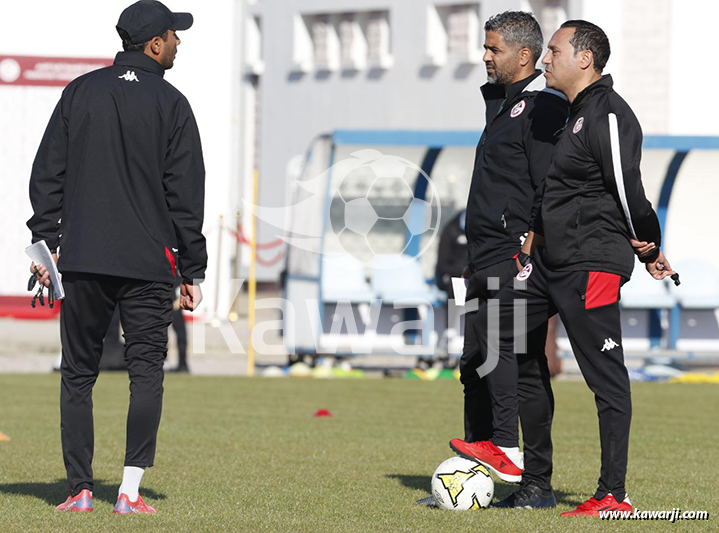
<box><xmin>561</xmin><ymin>493</ymin><xmax>632</xmax><ymax>517</ymax></box>
<box><xmin>449</xmin><ymin>439</ymin><xmax>523</xmax><ymax>483</ymax></box>
<box><xmin>113</xmin><ymin>493</ymin><xmax>157</xmax><ymax>514</ymax></box>
<box><xmin>55</xmin><ymin>489</ymin><xmax>93</xmax><ymax>512</ymax></box>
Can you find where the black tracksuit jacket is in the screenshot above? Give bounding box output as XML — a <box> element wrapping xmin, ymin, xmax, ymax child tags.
<box><xmin>27</xmin><ymin>51</ymin><xmax>207</xmax><ymax>285</ymax></box>
<box><xmin>534</xmin><ymin>75</ymin><xmax>662</xmax><ymax>279</ymax></box>
<box><xmin>466</xmin><ymin>70</ymin><xmax>568</xmax><ymax>272</ymax></box>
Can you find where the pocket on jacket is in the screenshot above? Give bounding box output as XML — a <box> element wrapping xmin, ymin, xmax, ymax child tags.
<box><xmin>503</xmin><ymin>199</ymin><xmax>527</xmax><ymax>243</ymax></box>
<box><xmin>499</xmin><ymin>200</ymin><xmax>510</xmax><ymax>235</ymax></box>
<box><xmin>478</xmin><ymin>199</ymin><xmax>509</xmax><ymax>236</ymax></box>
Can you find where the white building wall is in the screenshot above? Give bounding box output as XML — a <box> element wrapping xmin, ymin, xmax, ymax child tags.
<box><xmin>0</xmin><ymin>0</ymin><xmax>244</xmax><ymax>318</ymax></box>
<box><xmin>618</xmin><ymin>0</ymin><xmax>671</xmax><ymax>133</ymax></box>
<box><xmin>667</xmin><ymin>0</ymin><xmax>719</xmax><ymax>135</ymax></box>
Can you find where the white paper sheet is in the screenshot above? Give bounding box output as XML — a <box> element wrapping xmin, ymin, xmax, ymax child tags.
<box><xmin>25</xmin><ymin>241</ymin><xmax>65</xmax><ymax>300</ymax></box>
<box><xmin>451</xmin><ymin>277</ymin><xmax>469</xmax><ymax>306</ymax></box>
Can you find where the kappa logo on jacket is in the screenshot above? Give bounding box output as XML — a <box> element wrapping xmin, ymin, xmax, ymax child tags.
<box><xmin>118</xmin><ymin>70</ymin><xmax>139</xmax><ymax>82</ymax></box>
<box><xmin>601</xmin><ymin>338</ymin><xmax>619</xmax><ymax>351</ymax></box>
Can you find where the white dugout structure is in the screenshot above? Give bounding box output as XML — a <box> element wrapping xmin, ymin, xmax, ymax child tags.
<box><xmin>282</xmin><ymin>130</ymin><xmax>719</xmax><ymax>361</ymax></box>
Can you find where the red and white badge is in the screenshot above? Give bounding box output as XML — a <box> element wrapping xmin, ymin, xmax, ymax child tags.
<box><xmin>516</xmin><ymin>263</ymin><xmax>533</xmax><ymax>281</ymax></box>
<box><xmin>510</xmin><ymin>100</ymin><xmax>526</xmax><ymax>118</ymax></box>
<box><xmin>573</xmin><ymin>117</ymin><xmax>584</xmax><ymax>134</ymax></box>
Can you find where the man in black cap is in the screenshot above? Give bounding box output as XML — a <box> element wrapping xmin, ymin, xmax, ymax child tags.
<box><xmin>28</xmin><ymin>0</ymin><xmax>206</xmax><ymax>514</ymax></box>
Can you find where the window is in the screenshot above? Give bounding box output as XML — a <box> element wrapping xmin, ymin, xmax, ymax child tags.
<box><xmin>292</xmin><ymin>10</ymin><xmax>393</xmax><ymax>73</ymax></box>
<box><xmin>339</xmin><ymin>14</ymin><xmax>367</xmax><ymax>70</ymax></box>
<box><xmin>366</xmin><ymin>11</ymin><xmax>393</xmax><ymax>69</ymax></box>
<box><xmin>312</xmin><ymin>15</ymin><xmax>340</xmax><ymax>71</ymax></box>
<box><xmin>447</xmin><ymin>5</ymin><xmax>480</xmax><ymax>56</ymax></box>
<box><xmin>426</xmin><ymin>3</ymin><xmax>481</xmax><ymax>66</ymax></box>
<box><xmin>292</xmin><ymin>14</ymin><xmax>313</xmax><ymax>72</ymax></box>
<box><xmin>522</xmin><ymin>0</ymin><xmax>568</xmax><ymax>49</ymax></box>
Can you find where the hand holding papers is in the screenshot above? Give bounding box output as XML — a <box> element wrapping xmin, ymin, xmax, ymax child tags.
<box><xmin>25</xmin><ymin>240</ymin><xmax>65</xmax><ymax>300</ymax></box>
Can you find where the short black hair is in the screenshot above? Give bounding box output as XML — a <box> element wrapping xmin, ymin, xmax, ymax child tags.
<box><xmin>119</xmin><ymin>29</ymin><xmax>168</xmax><ymax>52</ymax></box>
<box><xmin>560</xmin><ymin>20</ymin><xmax>610</xmax><ymax>73</ymax></box>
<box><xmin>484</xmin><ymin>11</ymin><xmax>543</xmax><ymax>64</ymax></box>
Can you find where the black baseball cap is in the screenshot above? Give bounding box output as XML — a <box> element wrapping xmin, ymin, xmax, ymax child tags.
<box><xmin>116</xmin><ymin>0</ymin><xmax>193</xmax><ymax>45</ymax></box>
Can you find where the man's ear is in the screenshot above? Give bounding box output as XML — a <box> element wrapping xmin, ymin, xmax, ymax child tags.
<box><xmin>518</xmin><ymin>47</ymin><xmax>533</xmax><ymax>68</ymax></box>
<box><xmin>148</xmin><ymin>36</ymin><xmax>163</xmax><ymax>56</ymax></box>
<box><xmin>578</xmin><ymin>49</ymin><xmax>594</xmax><ymax>71</ymax></box>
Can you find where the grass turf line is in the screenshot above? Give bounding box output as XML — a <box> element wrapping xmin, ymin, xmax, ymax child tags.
<box><xmin>0</xmin><ymin>375</ymin><xmax>716</xmax><ymax>532</ymax></box>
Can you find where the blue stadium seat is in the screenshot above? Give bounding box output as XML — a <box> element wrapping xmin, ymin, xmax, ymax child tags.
<box><xmin>672</xmin><ymin>260</ymin><xmax>719</xmax><ymax>309</ymax></box>
<box><xmin>622</xmin><ymin>258</ymin><xmax>676</xmax><ymax>309</ymax></box>
<box><xmin>621</xmin><ymin>258</ymin><xmax>677</xmax><ymax>350</ymax></box>
<box><xmin>370</xmin><ymin>254</ymin><xmax>444</xmax><ymax>304</ymax></box>
<box><xmin>670</xmin><ymin>260</ymin><xmax>719</xmax><ymax>352</ymax></box>
<box><xmin>321</xmin><ymin>255</ymin><xmax>374</xmax><ymax>303</ymax></box>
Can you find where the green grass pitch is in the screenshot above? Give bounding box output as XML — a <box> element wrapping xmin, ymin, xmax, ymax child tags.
<box><xmin>0</xmin><ymin>374</ymin><xmax>716</xmax><ymax>532</ymax></box>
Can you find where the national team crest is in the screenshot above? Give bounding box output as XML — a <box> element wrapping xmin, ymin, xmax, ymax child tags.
<box><xmin>516</xmin><ymin>263</ymin><xmax>533</xmax><ymax>281</ymax></box>
<box><xmin>510</xmin><ymin>100</ymin><xmax>526</xmax><ymax>118</ymax></box>
<box><xmin>573</xmin><ymin>117</ymin><xmax>584</xmax><ymax>134</ymax></box>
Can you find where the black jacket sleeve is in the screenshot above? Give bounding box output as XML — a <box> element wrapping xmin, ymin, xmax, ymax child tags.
<box><xmin>589</xmin><ymin>111</ymin><xmax>662</xmax><ymax>258</ymax></box>
<box><xmin>27</xmin><ymin>95</ymin><xmax>69</xmax><ymax>250</ymax></box>
<box><xmin>164</xmin><ymin>97</ymin><xmax>207</xmax><ymax>284</ymax></box>
<box><xmin>525</xmin><ymin>94</ymin><xmax>567</xmax><ymax>237</ymax></box>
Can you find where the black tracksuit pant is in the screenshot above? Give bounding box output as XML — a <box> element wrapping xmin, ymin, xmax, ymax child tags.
<box><xmin>469</xmin><ymin>250</ymin><xmax>631</xmax><ymax>502</ymax></box>
<box><xmin>60</xmin><ymin>272</ymin><xmax>173</xmax><ymax>496</ymax></box>
<box><xmin>459</xmin><ymin>259</ymin><xmax>554</xmax><ymax>493</ymax></box>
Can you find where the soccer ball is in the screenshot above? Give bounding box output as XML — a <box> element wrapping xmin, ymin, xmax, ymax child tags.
<box><xmin>431</xmin><ymin>457</ymin><xmax>494</xmax><ymax>511</ymax></box>
<box><xmin>330</xmin><ymin>151</ymin><xmax>440</xmax><ymax>265</ymax></box>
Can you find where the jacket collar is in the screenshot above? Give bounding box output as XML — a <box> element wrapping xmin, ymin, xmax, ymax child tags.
<box><xmin>114</xmin><ymin>51</ymin><xmax>165</xmax><ymax>78</ymax></box>
<box><xmin>571</xmin><ymin>74</ymin><xmax>613</xmax><ymax>111</ymax></box>
<box><xmin>481</xmin><ymin>70</ymin><xmax>543</xmax><ymax>104</ymax></box>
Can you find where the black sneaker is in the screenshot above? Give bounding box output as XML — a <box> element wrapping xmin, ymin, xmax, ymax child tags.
<box><xmin>491</xmin><ymin>482</ymin><xmax>556</xmax><ymax>509</ymax></box>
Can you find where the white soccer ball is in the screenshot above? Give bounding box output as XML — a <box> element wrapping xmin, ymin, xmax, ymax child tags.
<box><xmin>431</xmin><ymin>456</ymin><xmax>494</xmax><ymax>511</ymax></box>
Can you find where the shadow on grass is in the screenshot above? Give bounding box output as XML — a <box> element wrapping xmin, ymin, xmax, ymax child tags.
<box><xmin>388</xmin><ymin>474</ymin><xmax>582</xmax><ymax>507</ymax></box>
<box><xmin>494</xmin><ymin>482</ymin><xmax>582</xmax><ymax>506</ymax></box>
<box><xmin>0</xmin><ymin>479</ymin><xmax>167</xmax><ymax>507</ymax></box>
<box><xmin>386</xmin><ymin>474</ymin><xmax>432</xmax><ymax>495</ymax></box>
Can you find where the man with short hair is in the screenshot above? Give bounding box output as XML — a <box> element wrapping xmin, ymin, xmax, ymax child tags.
<box><xmin>451</xmin><ymin>20</ymin><xmax>675</xmax><ymax>517</ymax></box>
<box><xmin>449</xmin><ymin>11</ymin><xmax>568</xmax><ymax>508</ymax></box>
<box><xmin>28</xmin><ymin>0</ymin><xmax>206</xmax><ymax>514</ymax></box>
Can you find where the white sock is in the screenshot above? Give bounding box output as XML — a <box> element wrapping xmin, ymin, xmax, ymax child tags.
<box><xmin>118</xmin><ymin>466</ymin><xmax>145</xmax><ymax>502</ymax></box>
<box><xmin>498</xmin><ymin>446</ymin><xmax>524</xmax><ymax>468</ymax></box>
